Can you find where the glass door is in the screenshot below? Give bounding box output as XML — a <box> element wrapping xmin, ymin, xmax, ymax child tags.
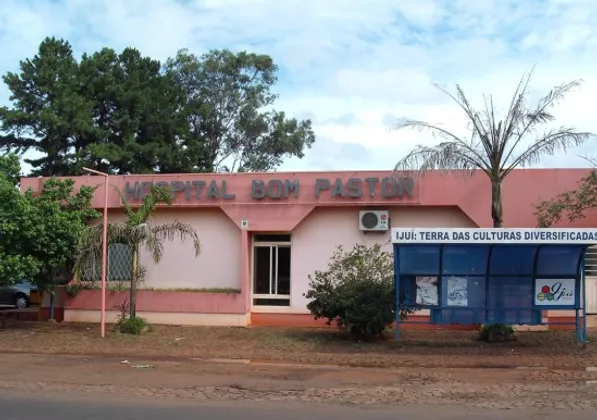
<box><xmin>253</xmin><ymin>244</ymin><xmax>291</xmax><ymax>306</ymax></box>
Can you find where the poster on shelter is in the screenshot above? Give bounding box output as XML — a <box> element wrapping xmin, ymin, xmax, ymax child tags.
<box><xmin>447</xmin><ymin>277</ymin><xmax>468</xmax><ymax>307</ymax></box>
<box><xmin>415</xmin><ymin>276</ymin><xmax>439</xmax><ymax>306</ymax></box>
<box><xmin>534</xmin><ymin>278</ymin><xmax>576</xmax><ymax>306</ymax></box>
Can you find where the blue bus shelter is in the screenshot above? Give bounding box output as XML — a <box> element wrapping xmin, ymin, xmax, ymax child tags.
<box><xmin>392</xmin><ymin>228</ymin><xmax>596</xmax><ymax>345</ymax></box>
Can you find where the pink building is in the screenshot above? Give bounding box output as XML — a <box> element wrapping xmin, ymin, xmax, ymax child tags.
<box><xmin>20</xmin><ymin>169</ymin><xmax>597</xmax><ymax>328</ymax></box>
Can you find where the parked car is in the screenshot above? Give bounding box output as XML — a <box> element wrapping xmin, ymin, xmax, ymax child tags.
<box><xmin>0</xmin><ymin>281</ymin><xmax>38</xmax><ymax>309</ymax></box>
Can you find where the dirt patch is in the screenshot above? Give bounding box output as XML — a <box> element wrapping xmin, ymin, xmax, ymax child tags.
<box><xmin>0</xmin><ymin>322</ymin><xmax>596</xmax><ymax>369</ymax></box>
<box><xmin>2</xmin><ymin>353</ymin><xmax>597</xmax><ymax>410</ymax></box>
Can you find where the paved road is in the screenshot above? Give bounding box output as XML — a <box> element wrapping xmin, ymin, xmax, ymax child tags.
<box><xmin>1</xmin><ymin>394</ymin><xmax>596</xmax><ymax>420</ymax></box>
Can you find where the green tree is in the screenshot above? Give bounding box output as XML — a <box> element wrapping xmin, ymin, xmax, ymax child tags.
<box><xmin>78</xmin><ymin>47</ymin><xmax>186</xmax><ymax>174</ymax></box>
<box><xmin>0</xmin><ymin>37</ymin><xmax>186</xmax><ymax>176</ymax></box>
<box><xmin>0</xmin><ymin>37</ymin><xmax>89</xmax><ymax>176</ymax></box>
<box><xmin>165</xmin><ymin>49</ymin><xmax>316</xmax><ymax>172</ymax></box>
<box><xmin>74</xmin><ymin>186</ymin><xmax>201</xmax><ymax>317</ymax></box>
<box><xmin>0</xmin><ymin>155</ymin><xmax>39</xmax><ymax>286</ymax></box>
<box><xmin>535</xmin><ymin>169</ymin><xmax>597</xmax><ymax>227</ymax></box>
<box><xmin>392</xmin><ymin>71</ymin><xmax>591</xmax><ymax>227</ymax></box>
<box><xmin>0</xmin><ymin>154</ymin><xmax>99</xmax><ymax>292</ymax></box>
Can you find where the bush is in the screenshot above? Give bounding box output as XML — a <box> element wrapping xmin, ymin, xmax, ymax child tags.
<box><xmin>304</xmin><ymin>244</ymin><xmax>414</xmax><ymax>339</ymax></box>
<box><xmin>479</xmin><ymin>323</ymin><xmax>516</xmax><ymax>342</ymax></box>
<box><xmin>114</xmin><ymin>298</ymin><xmax>151</xmax><ymax>335</ymax></box>
<box><xmin>117</xmin><ymin>316</ymin><xmax>150</xmax><ymax>335</ymax></box>
<box><xmin>65</xmin><ymin>282</ymin><xmax>81</xmax><ymax>297</ymax></box>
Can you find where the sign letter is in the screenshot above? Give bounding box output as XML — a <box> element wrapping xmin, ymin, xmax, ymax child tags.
<box><xmin>284</xmin><ymin>179</ymin><xmax>299</xmax><ymax>198</ymax></box>
<box><xmin>267</xmin><ymin>180</ymin><xmax>284</xmax><ymax>199</ymax></box>
<box><xmin>315</xmin><ymin>178</ymin><xmax>330</xmax><ymax>198</ymax></box>
<box><xmin>251</xmin><ymin>180</ymin><xmax>266</xmax><ymax>199</ymax></box>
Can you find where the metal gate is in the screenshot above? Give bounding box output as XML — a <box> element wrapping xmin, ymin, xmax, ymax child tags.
<box><xmin>584</xmin><ymin>246</ymin><xmax>597</xmax><ymax>314</ymax></box>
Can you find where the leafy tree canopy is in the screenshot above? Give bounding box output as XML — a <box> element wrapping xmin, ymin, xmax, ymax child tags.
<box><xmin>165</xmin><ymin>49</ymin><xmax>315</xmax><ymax>172</ymax></box>
<box><xmin>1</xmin><ymin>37</ymin><xmax>315</xmax><ymax>176</ymax></box>
<box><xmin>535</xmin><ymin>169</ymin><xmax>597</xmax><ymax>227</ymax></box>
<box><xmin>0</xmin><ymin>153</ymin><xmax>99</xmax><ymax>288</ymax></box>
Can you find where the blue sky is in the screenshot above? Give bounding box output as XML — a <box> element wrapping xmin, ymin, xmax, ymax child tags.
<box><xmin>1</xmin><ymin>0</ymin><xmax>596</xmax><ymax>173</ymax></box>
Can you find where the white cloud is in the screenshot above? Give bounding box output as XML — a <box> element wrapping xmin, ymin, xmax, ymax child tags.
<box><xmin>0</xmin><ymin>0</ymin><xmax>596</xmax><ymax>174</ymax></box>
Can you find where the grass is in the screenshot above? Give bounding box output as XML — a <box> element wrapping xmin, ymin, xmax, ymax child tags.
<box><xmin>1</xmin><ymin>323</ymin><xmax>596</xmax><ymax>369</ymax></box>
<box><xmin>74</xmin><ymin>282</ymin><xmax>241</xmax><ymax>294</ymax></box>
<box><xmin>140</xmin><ymin>287</ymin><xmax>241</xmax><ymax>293</ymax></box>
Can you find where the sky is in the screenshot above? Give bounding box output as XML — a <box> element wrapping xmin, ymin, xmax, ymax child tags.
<box><xmin>1</xmin><ymin>0</ymin><xmax>597</xmax><ymax>174</ymax></box>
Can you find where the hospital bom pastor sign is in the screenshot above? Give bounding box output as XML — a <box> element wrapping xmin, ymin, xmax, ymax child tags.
<box><xmin>123</xmin><ymin>176</ymin><xmax>415</xmax><ymax>201</ymax></box>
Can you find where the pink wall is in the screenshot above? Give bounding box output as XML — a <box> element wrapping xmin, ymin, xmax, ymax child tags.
<box><xmin>66</xmin><ymin>290</ymin><xmax>245</xmax><ymax>314</ymax></box>
<box><xmin>21</xmin><ymin>168</ymin><xmax>597</xmax><ymax>230</ymax></box>
<box><xmin>137</xmin><ymin>209</ymin><xmax>240</xmax><ymax>290</ymax></box>
<box><xmin>287</xmin><ymin>206</ymin><xmax>477</xmax><ymax>312</ymax></box>
<box><xmin>85</xmin><ymin>208</ymin><xmax>240</xmax><ymax>290</ymax></box>
<box><xmin>23</xmin><ymin>169</ymin><xmax>597</xmax><ymax>320</ymax></box>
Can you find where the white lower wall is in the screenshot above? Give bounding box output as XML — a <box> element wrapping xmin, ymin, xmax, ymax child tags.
<box><xmin>64</xmin><ymin>309</ymin><xmax>248</xmax><ymax>326</ymax></box>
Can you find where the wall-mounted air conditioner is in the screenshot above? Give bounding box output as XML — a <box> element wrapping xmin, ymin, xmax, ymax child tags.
<box><xmin>358</xmin><ymin>210</ymin><xmax>390</xmax><ymax>232</ymax></box>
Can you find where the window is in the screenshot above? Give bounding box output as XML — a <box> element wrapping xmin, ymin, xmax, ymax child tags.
<box><xmin>81</xmin><ymin>243</ymin><xmax>133</xmax><ymax>282</ymax></box>
<box><xmin>586</xmin><ymin>246</ymin><xmax>597</xmax><ymax>276</ymax></box>
<box><xmin>254</xmin><ymin>234</ymin><xmax>291</xmax><ymax>242</ymax></box>
<box><xmin>252</xmin><ymin>234</ymin><xmax>291</xmax><ymax>306</ymax></box>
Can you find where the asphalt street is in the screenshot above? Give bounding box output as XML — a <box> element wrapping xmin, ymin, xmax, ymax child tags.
<box><xmin>1</xmin><ymin>393</ymin><xmax>596</xmax><ymax>420</ymax></box>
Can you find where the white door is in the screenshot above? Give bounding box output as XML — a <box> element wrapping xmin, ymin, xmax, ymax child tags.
<box><xmin>252</xmin><ymin>234</ymin><xmax>292</xmax><ymax>307</ymax></box>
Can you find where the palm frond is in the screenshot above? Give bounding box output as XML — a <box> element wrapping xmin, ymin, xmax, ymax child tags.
<box><xmin>503</xmin><ymin>128</ymin><xmax>593</xmax><ymax>175</ymax></box>
<box><xmin>394</xmin><ymin>141</ymin><xmax>491</xmax><ymax>178</ymax></box>
<box><xmin>143</xmin><ymin>228</ymin><xmax>165</xmax><ymax>264</ymax></box>
<box><xmin>113</xmin><ymin>185</ymin><xmax>174</xmax><ymax>226</ymax></box>
<box><xmin>73</xmin><ymin>225</ymin><xmax>102</xmax><ymax>279</ymax></box>
<box><xmin>129</xmin><ymin>185</ymin><xmax>173</xmax><ymax>226</ymax></box>
<box><xmin>152</xmin><ymin>220</ymin><xmax>201</xmax><ymax>256</ymax></box>
<box><xmin>112</xmin><ymin>186</ymin><xmax>135</xmax><ymax>219</ymax></box>
<box><xmin>393</xmin><ymin>120</ymin><xmax>492</xmax><ymax>175</ymax></box>
<box><xmin>433</xmin><ymin>83</ymin><xmax>492</xmax><ymax>155</ymax></box>
<box><xmin>501</xmin><ymin>78</ymin><xmax>584</xmax><ymax>165</ymax></box>
<box><xmin>73</xmin><ymin>222</ymin><xmax>134</xmax><ymax>280</ymax></box>
<box><xmin>580</xmin><ymin>155</ymin><xmax>597</xmax><ymax>167</ymax></box>
<box><xmin>393</xmin><ymin>71</ymin><xmax>591</xmax><ymax>185</ymax></box>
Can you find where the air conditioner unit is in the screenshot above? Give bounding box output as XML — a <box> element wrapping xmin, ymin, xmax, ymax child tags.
<box><xmin>358</xmin><ymin>210</ymin><xmax>390</xmax><ymax>232</ymax></box>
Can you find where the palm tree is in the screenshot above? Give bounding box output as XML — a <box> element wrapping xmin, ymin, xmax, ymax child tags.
<box><xmin>392</xmin><ymin>70</ymin><xmax>592</xmax><ymax>227</ymax></box>
<box><xmin>74</xmin><ymin>185</ymin><xmax>201</xmax><ymax>317</ymax></box>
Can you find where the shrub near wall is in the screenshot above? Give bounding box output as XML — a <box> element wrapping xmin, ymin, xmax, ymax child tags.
<box><xmin>304</xmin><ymin>244</ymin><xmax>414</xmax><ymax>339</ymax></box>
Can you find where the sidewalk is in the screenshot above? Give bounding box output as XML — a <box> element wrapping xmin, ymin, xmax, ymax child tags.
<box><xmin>0</xmin><ymin>322</ymin><xmax>596</xmax><ymax>369</ymax></box>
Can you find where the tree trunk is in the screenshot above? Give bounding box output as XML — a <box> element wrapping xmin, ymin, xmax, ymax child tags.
<box><xmin>130</xmin><ymin>244</ymin><xmax>139</xmax><ymax>318</ymax></box>
<box><xmin>491</xmin><ymin>179</ymin><xmax>503</xmax><ymax>228</ymax></box>
<box><xmin>38</xmin><ymin>292</ymin><xmax>43</xmax><ymax>321</ymax></box>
